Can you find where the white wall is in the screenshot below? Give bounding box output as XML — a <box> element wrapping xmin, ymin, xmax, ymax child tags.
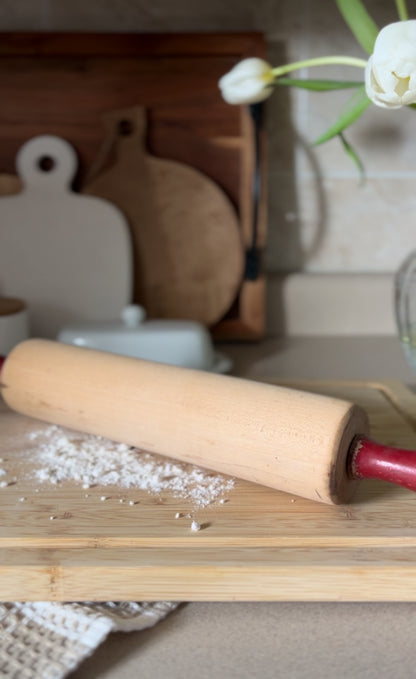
<box><xmin>1</xmin><ymin>0</ymin><xmax>413</xmax><ymax>335</ymax></box>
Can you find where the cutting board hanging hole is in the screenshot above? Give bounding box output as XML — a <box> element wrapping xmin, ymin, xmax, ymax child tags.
<box><xmin>16</xmin><ymin>136</ymin><xmax>77</xmax><ymax>191</ymax></box>
<box><xmin>37</xmin><ymin>155</ymin><xmax>55</xmax><ymax>172</ymax></box>
<box><xmin>118</xmin><ymin>119</ymin><xmax>134</xmax><ymax>136</ymax></box>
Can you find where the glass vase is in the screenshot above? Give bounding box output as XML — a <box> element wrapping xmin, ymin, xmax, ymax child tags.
<box><xmin>395</xmin><ymin>251</ymin><xmax>416</xmax><ymax>371</ymax></box>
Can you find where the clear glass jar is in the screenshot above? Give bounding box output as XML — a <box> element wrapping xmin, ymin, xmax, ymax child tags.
<box><xmin>395</xmin><ymin>251</ymin><xmax>416</xmax><ymax>371</ymax></box>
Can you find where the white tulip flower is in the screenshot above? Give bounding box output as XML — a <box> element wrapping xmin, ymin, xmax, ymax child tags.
<box><xmin>218</xmin><ymin>57</ymin><xmax>274</xmax><ymax>105</ymax></box>
<box><xmin>365</xmin><ymin>20</ymin><xmax>416</xmax><ymax>109</ymax></box>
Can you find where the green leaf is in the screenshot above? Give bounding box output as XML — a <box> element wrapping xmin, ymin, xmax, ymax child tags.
<box><xmin>339</xmin><ymin>132</ymin><xmax>366</xmax><ymax>183</ymax></box>
<box><xmin>274</xmin><ymin>77</ymin><xmax>363</xmax><ymax>91</ymax></box>
<box><xmin>336</xmin><ymin>0</ymin><xmax>379</xmax><ymax>54</ymax></box>
<box><xmin>314</xmin><ymin>87</ymin><xmax>372</xmax><ymax>145</ymax></box>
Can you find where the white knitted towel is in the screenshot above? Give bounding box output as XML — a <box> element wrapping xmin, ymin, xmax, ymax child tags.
<box><xmin>0</xmin><ymin>600</ymin><xmax>178</xmax><ymax>679</ymax></box>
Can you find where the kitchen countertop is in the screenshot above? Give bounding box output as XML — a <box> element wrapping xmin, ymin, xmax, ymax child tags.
<box><xmin>70</xmin><ymin>335</ymin><xmax>416</xmax><ymax>679</ymax></box>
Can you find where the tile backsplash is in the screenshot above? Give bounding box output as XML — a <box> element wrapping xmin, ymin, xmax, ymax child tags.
<box><xmin>1</xmin><ymin>0</ymin><xmax>414</xmax><ymax>278</ymax></box>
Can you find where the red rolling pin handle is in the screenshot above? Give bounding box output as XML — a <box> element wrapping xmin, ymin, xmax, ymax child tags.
<box><xmin>349</xmin><ymin>435</ymin><xmax>416</xmax><ymax>492</ymax></box>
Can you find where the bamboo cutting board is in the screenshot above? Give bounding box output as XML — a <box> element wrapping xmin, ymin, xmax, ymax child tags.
<box><xmin>2</xmin><ymin>379</ymin><xmax>416</xmax><ymax>602</ymax></box>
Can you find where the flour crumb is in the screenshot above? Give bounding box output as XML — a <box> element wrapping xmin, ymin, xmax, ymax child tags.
<box><xmin>25</xmin><ymin>425</ymin><xmax>235</xmax><ymax>509</ymax></box>
<box><xmin>175</xmin><ymin>512</ymin><xmax>182</xmax><ymax>519</ymax></box>
<box><xmin>191</xmin><ymin>520</ymin><xmax>201</xmax><ymax>532</ymax></box>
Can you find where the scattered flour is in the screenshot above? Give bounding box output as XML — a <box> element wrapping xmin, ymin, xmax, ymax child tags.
<box><xmin>25</xmin><ymin>425</ymin><xmax>234</xmax><ymax>509</ymax></box>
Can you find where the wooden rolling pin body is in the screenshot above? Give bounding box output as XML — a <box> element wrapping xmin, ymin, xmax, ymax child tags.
<box><xmin>0</xmin><ymin>339</ymin><xmax>370</xmax><ymax>504</ymax></box>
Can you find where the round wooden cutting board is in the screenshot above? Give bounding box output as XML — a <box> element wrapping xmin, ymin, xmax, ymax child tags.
<box><xmin>83</xmin><ymin>106</ymin><xmax>245</xmax><ymax>326</ymax></box>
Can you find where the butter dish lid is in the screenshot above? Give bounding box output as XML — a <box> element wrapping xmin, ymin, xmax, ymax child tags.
<box><xmin>57</xmin><ymin>305</ymin><xmax>232</xmax><ymax>373</ymax></box>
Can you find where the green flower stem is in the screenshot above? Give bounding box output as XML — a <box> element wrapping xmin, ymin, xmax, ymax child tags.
<box><xmin>395</xmin><ymin>0</ymin><xmax>409</xmax><ymax>20</ymax></box>
<box><xmin>270</xmin><ymin>55</ymin><xmax>367</xmax><ymax>79</ymax></box>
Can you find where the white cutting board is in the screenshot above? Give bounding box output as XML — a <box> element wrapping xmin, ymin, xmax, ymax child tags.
<box><xmin>0</xmin><ymin>136</ymin><xmax>132</xmax><ymax>337</ymax></box>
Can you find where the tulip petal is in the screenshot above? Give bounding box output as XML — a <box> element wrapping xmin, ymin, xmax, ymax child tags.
<box><xmin>218</xmin><ymin>58</ymin><xmax>274</xmax><ymax>105</ymax></box>
<box><xmin>365</xmin><ymin>20</ymin><xmax>416</xmax><ymax>108</ymax></box>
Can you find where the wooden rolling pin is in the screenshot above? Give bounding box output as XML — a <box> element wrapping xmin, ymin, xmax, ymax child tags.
<box><xmin>1</xmin><ymin>339</ymin><xmax>415</xmax><ymax>504</ymax></box>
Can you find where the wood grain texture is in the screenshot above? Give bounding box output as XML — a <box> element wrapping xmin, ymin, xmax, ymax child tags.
<box><xmin>0</xmin><ymin>32</ymin><xmax>267</xmax><ymax>339</ymax></box>
<box><xmin>83</xmin><ymin>106</ymin><xmax>244</xmax><ymax>325</ymax></box>
<box><xmin>2</xmin><ymin>379</ymin><xmax>416</xmax><ymax>601</ymax></box>
<box><xmin>0</xmin><ymin>297</ymin><xmax>25</xmax><ymax>316</ymax></box>
<box><xmin>1</xmin><ymin>339</ymin><xmax>370</xmax><ymax>505</ymax></box>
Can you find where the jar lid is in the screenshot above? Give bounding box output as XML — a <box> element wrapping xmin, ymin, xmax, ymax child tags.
<box><xmin>0</xmin><ymin>297</ymin><xmax>26</xmax><ymax>316</ymax></box>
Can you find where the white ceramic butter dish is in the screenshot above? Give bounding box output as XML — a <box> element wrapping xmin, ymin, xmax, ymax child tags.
<box><xmin>57</xmin><ymin>305</ymin><xmax>231</xmax><ymax>373</ymax></box>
